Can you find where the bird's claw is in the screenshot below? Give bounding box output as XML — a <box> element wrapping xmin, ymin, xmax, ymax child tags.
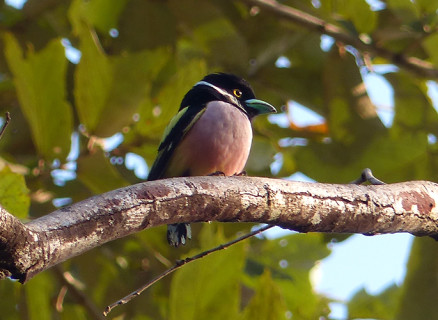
<box><xmin>208</xmin><ymin>171</ymin><xmax>226</xmax><ymax>176</ymax></box>
<box><xmin>167</xmin><ymin>223</ymin><xmax>192</xmax><ymax>247</ymax></box>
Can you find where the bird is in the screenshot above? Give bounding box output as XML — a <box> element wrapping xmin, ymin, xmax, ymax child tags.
<box><xmin>147</xmin><ymin>73</ymin><xmax>276</xmax><ymax>247</ymax></box>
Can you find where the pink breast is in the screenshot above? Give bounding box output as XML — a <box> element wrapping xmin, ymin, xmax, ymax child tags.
<box><xmin>167</xmin><ymin>101</ymin><xmax>253</xmax><ymax>177</ymax></box>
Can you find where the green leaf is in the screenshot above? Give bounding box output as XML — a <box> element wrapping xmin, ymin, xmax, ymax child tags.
<box><xmin>385</xmin><ymin>72</ymin><xmax>438</xmax><ymax>135</ymax></box>
<box><xmin>3</xmin><ymin>33</ymin><xmax>73</xmax><ymax>160</ymax></box>
<box><xmin>246</xmin><ymin>137</ymin><xmax>276</xmax><ymax>174</ymax></box>
<box><xmin>241</xmin><ymin>270</ymin><xmax>286</xmax><ymax>320</ymax></box>
<box><xmin>386</xmin><ymin>0</ymin><xmax>417</xmax><ymax>10</ymax></box>
<box><xmin>73</xmin><ymin>25</ymin><xmax>170</xmax><ymax>137</ymax></box>
<box><xmin>317</xmin><ymin>0</ymin><xmax>377</xmax><ymax>33</ymax></box>
<box><xmin>423</xmin><ymin>33</ymin><xmax>438</xmax><ymax>68</ymax></box>
<box><xmin>60</xmin><ymin>306</ymin><xmax>88</xmax><ymax>320</ymax></box>
<box><xmin>246</xmin><ymin>233</ymin><xmax>331</xmax><ymax>319</ymax></box>
<box><xmin>291</xmin><ymin>49</ymin><xmax>391</xmax><ymax>182</ymax></box>
<box><xmin>168</xmin><ymin>0</ymin><xmax>248</xmax><ymax>67</ymax></box>
<box><xmin>99</xmin><ymin>49</ymin><xmax>171</xmax><ymax>137</ymax></box>
<box><xmin>152</xmin><ymin>59</ymin><xmax>207</xmax><ymax>134</ymax></box>
<box><xmin>112</xmin><ymin>0</ymin><xmax>178</xmax><ymax>51</ymax></box>
<box><xmin>0</xmin><ymin>166</ymin><xmax>29</xmax><ymax>218</ymax></box>
<box><xmin>72</xmin><ymin>27</ymin><xmax>111</xmax><ymax>134</ymax></box>
<box><xmin>25</xmin><ymin>272</ymin><xmax>54</xmax><ymax>320</ymax></box>
<box><xmin>322</xmin><ymin>49</ymin><xmax>384</xmax><ymax>144</ymax></box>
<box><xmin>193</xmin><ymin>17</ymin><xmax>247</xmax><ymax>67</ymax></box>
<box><xmin>69</xmin><ymin>0</ymin><xmax>128</xmax><ymax>34</ymax></box>
<box><xmin>77</xmin><ymin>149</ymin><xmax>129</xmax><ymax>194</ymax></box>
<box><xmin>126</xmin><ymin>58</ymin><xmax>207</xmax><ymax>165</ymax></box>
<box><xmin>348</xmin><ymin>285</ymin><xmax>401</xmax><ymax>319</ymax></box>
<box><xmin>414</xmin><ymin>0</ymin><xmax>438</xmax><ymax>12</ymax></box>
<box><xmin>0</xmin><ymin>279</ymin><xmax>22</xmax><ymax>319</ymax></box>
<box><xmin>340</xmin><ymin>0</ymin><xmax>377</xmax><ymax>34</ymax></box>
<box><xmin>250</xmin><ymin>34</ymin><xmax>325</xmax><ymax>111</ymax></box>
<box><xmin>169</xmin><ymin>224</ymin><xmax>245</xmax><ymax>320</ymax></box>
<box><xmin>295</xmin><ymin>131</ymin><xmax>428</xmax><ymax>183</ymax></box>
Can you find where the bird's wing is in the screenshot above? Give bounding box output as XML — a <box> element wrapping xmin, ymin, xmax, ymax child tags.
<box><xmin>147</xmin><ymin>105</ymin><xmax>206</xmax><ymax>181</ymax></box>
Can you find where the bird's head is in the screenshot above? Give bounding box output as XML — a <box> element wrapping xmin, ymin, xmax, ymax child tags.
<box><xmin>180</xmin><ymin>73</ymin><xmax>276</xmax><ymax>119</ymax></box>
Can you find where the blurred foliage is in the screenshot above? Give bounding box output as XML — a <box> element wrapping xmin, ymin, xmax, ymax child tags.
<box><xmin>0</xmin><ymin>0</ymin><xmax>437</xmax><ymax>319</ymax></box>
<box><xmin>393</xmin><ymin>237</ymin><xmax>438</xmax><ymax>320</ymax></box>
<box><xmin>348</xmin><ymin>284</ymin><xmax>401</xmax><ymax>320</ymax></box>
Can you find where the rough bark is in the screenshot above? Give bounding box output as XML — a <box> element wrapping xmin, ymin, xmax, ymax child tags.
<box><xmin>1</xmin><ymin>176</ymin><xmax>437</xmax><ymax>283</ymax></box>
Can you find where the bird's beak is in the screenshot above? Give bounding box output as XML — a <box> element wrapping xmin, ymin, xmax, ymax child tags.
<box><xmin>245</xmin><ymin>99</ymin><xmax>277</xmax><ymax>115</ymax></box>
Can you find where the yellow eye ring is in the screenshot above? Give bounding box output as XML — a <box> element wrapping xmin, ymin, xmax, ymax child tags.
<box><xmin>233</xmin><ymin>89</ymin><xmax>242</xmax><ymax>98</ymax></box>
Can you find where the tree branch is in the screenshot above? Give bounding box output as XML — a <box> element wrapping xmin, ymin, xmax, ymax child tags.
<box><xmin>240</xmin><ymin>0</ymin><xmax>438</xmax><ymax>79</ymax></box>
<box><xmin>1</xmin><ymin>176</ymin><xmax>437</xmax><ymax>283</ymax></box>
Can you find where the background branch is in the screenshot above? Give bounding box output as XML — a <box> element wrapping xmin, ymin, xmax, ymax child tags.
<box><xmin>103</xmin><ymin>224</ymin><xmax>274</xmax><ymax>316</ymax></box>
<box><xmin>52</xmin><ymin>267</ymin><xmax>105</xmax><ymax>320</ymax></box>
<box><xmin>241</xmin><ymin>0</ymin><xmax>438</xmax><ymax>79</ymax></box>
<box><xmin>1</xmin><ymin>176</ymin><xmax>437</xmax><ymax>283</ymax></box>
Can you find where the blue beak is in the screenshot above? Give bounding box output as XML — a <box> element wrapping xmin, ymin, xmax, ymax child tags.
<box><xmin>245</xmin><ymin>99</ymin><xmax>277</xmax><ymax>115</ymax></box>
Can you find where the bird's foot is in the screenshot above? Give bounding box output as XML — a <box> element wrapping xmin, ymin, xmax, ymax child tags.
<box><xmin>234</xmin><ymin>171</ymin><xmax>247</xmax><ymax>176</ymax></box>
<box><xmin>208</xmin><ymin>171</ymin><xmax>226</xmax><ymax>176</ymax></box>
<box><xmin>167</xmin><ymin>223</ymin><xmax>192</xmax><ymax>247</ymax></box>
<box><xmin>350</xmin><ymin>168</ymin><xmax>385</xmax><ymax>185</ymax></box>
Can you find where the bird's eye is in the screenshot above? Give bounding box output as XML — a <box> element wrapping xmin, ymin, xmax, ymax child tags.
<box><xmin>233</xmin><ymin>89</ymin><xmax>242</xmax><ymax>98</ymax></box>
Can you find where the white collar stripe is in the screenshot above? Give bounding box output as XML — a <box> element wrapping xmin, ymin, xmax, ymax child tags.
<box><xmin>194</xmin><ymin>81</ymin><xmax>237</xmax><ymax>103</ymax></box>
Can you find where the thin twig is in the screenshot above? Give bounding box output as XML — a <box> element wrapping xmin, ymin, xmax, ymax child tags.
<box><xmin>0</xmin><ymin>112</ymin><xmax>11</xmax><ymax>141</ymax></box>
<box><xmin>103</xmin><ymin>224</ymin><xmax>274</xmax><ymax>316</ymax></box>
<box><xmin>241</xmin><ymin>0</ymin><xmax>438</xmax><ymax>79</ymax></box>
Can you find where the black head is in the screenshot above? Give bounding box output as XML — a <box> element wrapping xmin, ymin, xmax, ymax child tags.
<box><xmin>180</xmin><ymin>73</ymin><xmax>276</xmax><ymax>119</ymax></box>
<box><xmin>200</xmin><ymin>73</ymin><xmax>256</xmax><ymax>100</ymax></box>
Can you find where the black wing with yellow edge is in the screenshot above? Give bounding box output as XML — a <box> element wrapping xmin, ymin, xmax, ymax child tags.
<box><xmin>147</xmin><ymin>104</ymin><xmax>206</xmax><ymax>181</ymax></box>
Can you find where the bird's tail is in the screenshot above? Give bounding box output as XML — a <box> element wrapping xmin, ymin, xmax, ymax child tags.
<box><xmin>167</xmin><ymin>223</ymin><xmax>192</xmax><ymax>247</ymax></box>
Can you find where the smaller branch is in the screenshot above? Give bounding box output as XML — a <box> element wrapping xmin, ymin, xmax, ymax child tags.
<box><xmin>0</xmin><ymin>112</ymin><xmax>11</xmax><ymax>141</ymax></box>
<box><xmin>241</xmin><ymin>0</ymin><xmax>438</xmax><ymax>79</ymax></box>
<box><xmin>103</xmin><ymin>224</ymin><xmax>274</xmax><ymax>316</ymax></box>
